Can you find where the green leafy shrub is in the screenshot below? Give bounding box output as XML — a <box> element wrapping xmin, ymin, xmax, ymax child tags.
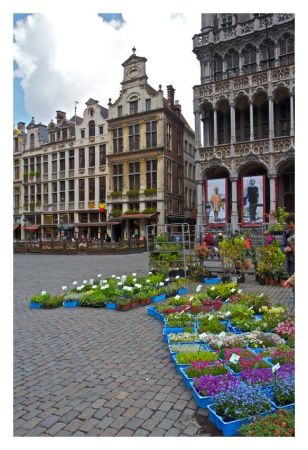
<box><xmin>176</xmin><ymin>350</ymin><xmax>218</xmax><ymax>364</ymax></box>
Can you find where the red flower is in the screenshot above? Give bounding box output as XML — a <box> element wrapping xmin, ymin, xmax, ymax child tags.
<box><xmin>274</xmin><ymin>419</ymin><xmax>279</xmax><ymax>425</ymax></box>
<box><xmin>275</xmin><ymin>430</ymin><xmax>280</xmax><ymax>436</ymax></box>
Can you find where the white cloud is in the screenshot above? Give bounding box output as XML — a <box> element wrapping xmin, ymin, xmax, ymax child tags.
<box><xmin>13</xmin><ymin>12</ymin><xmax>200</xmax><ymax>127</ymax></box>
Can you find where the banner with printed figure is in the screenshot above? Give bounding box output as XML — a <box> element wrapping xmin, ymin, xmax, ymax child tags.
<box><xmin>242</xmin><ymin>175</ymin><xmax>265</xmax><ymax>224</ymax></box>
<box><xmin>206</xmin><ymin>178</ymin><xmax>227</xmax><ymax>224</ymax></box>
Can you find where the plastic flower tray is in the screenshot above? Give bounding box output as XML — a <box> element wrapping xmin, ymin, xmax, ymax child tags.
<box><xmin>204</xmin><ymin>278</ymin><xmax>222</xmax><ymax>285</ymax></box>
<box><xmin>190</xmin><ymin>380</ymin><xmax>214</xmax><ymax>408</ymax></box>
<box><xmin>105</xmin><ymin>302</ymin><xmax>117</xmax><ymax>310</ymax></box>
<box><xmin>177</xmin><ymin>287</ymin><xmax>188</xmax><ymax>296</ymax></box>
<box><xmin>271</xmin><ymin>400</ymin><xmax>295</xmax><ymax>411</ymax></box>
<box><xmin>63</xmin><ymin>300</ymin><xmax>80</xmax><ymax>308</ymax></box>
<box><xmin>29</xmin><ymin>302</ymin><xmax>42</xmax><ymax>309</ymax></box>
<box><xmin>262</xmin><ymin>356</ymin><xmax>274</xmax><ymax>366</ymax></box>
<box><xmin>179</xmin><ymin>367</ymin><xmax>194</xmax><ymax>389</ymax></box>
<box><xmin>207</xmin><ymin>404</ymin><xmax>275</xmax><ymax>437</ymax></box>
<box><xmin>151</xmin><ymin>294</ymin><xmax>166</xmax><ymax>303</ymax></box>
<box><xmin>247</xmin><ymin>347</ymin><xmax>265</xmax><ymax>354</ymax></box>
<box><xmin>166</xmin><ymin>335</ymin><xmax>201</xmax><ymax>345</ymax></box>
<box><xmin>254</xmin><ymin>314</ymin><xmax>263</xmax><ymax>321</ymax></box>
<box><xmin>146</xmin><ymin>305</ymin><xmax>156</xmax><ymax>317</ymax></box>
<box><xmin>170</xmin><ymin>354</ymin><xmax>189</xmax><ymax>374</ymax></box>
<box><xmin>225</xmin><ymin>365</ymin><xmax>241</xmax><ymax>376</ymax></box>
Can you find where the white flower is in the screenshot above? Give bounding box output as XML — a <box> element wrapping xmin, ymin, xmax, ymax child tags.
<box><xmin>103</xmin><ymin>280</ymin><xmax>108</xmax><ymax>284</ymax></box>
<box><xmin>83</xmin><ymin>280</ymin><xmax>87</xmax><ymax>284</ymax></box>
<box><xmin>133</xmin><ymin>278</ymin><xmax>137</xmax><ymax>282</ymax></box>
<box><xmin>132</xmin><ymin>273</ymin><xmax>137</xmax><ymax>276</ymax></box>
<box><xmin>97</xmin><ymin>274</ymin><xmax>102</xmax><ymax>278</ymax></box>
<box><xmin>238</xmin><ymin>289</ymin><xmax>242</xmax><ymax>294</ymax></box>
<box><xmin>72</xmin><ymin>281</ymin><xmax>77</xmax><ymax>285</ymax></box>
<box><xmin>259</xmin><ymin>293</ymin><xmax>264</xmax><ymax>297</ymax></box>
<box><xmin>211</xmin><ymin>286</ymin><xmax>215</xmax><ymax>291</ymax></box>
<box><xmin>159</xmin><ymin>282</ymin><xmax>164</xmax><ymax>286</ymax></box>
<box><xmin>118</xmin><ymin>282</ymin><xmax>123</xmax><ymax>286</ymax></box>
<box><xmin>41</xmin><ymin>290</ymin><xmax>47</xmax><ymax>295</ymax></box>
<box><xmin>146</xmin><ymin>279</ymin><xmax>150</xmax><ymax>283</ymax></box>
<box><xmin>148</xmin><ymin>272</ymin><xmax>152</xmax><ymax>275</ymax></box>
<box><xmin>77</xmin><ymin>287</ymin><xmax>81</xmax><ymax>291</ymax></box>
<box><xmin>175</xmin><ymin>295</ymin><xmax>180</xmax><ymax>300</ymax></box>
<box><xmin>165</xmin><ymin>278</ymin><xmax>170</xmax><ymax>282</ymax></box>
<box><xmin>230</xmin><ymin>288</ymin><xmax>236</xmax><ymax>293</ymax></box>
<box><xmin>135</xmin><ymin>283</ymin><xmax>142</xmax><ymax>288</ymax></box>
<box><xmin>92</xmin><ymin>285</ymin><xmax>97</xmax><ymax>289</ymax></box>
<box><xmin>175</xmin><ymin>275</ymin><xmax>180</xmax><ymax>279</ymax></box>
<box><xmin>80</xmin><ymin>285</ymin><xmax>85</xmax><ymax>289</ymax></box>
<box><xmin>62</xmin><ymin>286</ymin><xmax>67</xmax><ymax>290</ymax></box>
<box><xmin>112</xmin><ymin>275</ymin><xmax>116</xmax><ymax>278</ymax></box>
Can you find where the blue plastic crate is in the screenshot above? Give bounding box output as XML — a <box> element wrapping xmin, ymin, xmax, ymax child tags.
<box><xmin>271</xmin><ymin>400</ymin><xmax>295</xmax><ymax>411</ymax></box>
<box><xmin>163</xmin><ymin>326</ymin><xmax>185</xmax><ymax>334</ymax></box>
<box><xmin>254</xmin><ymin>314</ymin><xmax>263</xmax><ymax>321</ymax></box>
<box><xmin>247</xmin><ymin>347</ymin><xmax>265</xmax><ymax>354</ymax></box>
<box><xmin>105</xmin><ymin>302</ymin><xmax>117</xmax><ymax>310</ymax></box>
<box><xmin>207</xmin><ymin>404</ymin><xmax>275</xmax><ymax>437</ymax></box>
<box><xmin>263</xmin><ymin>356</ymin><xmax>274</xmax><ymax>366</ymax></box>
<box><xmin>29</xmin><ymin>302</ymin><xmax>42</xmax><ymax>309</ymax></box>
<box><xmin>63</xmin><ymin>300</ymin><xmax>80</xmax><ymax>308</ymax></box>
<box><xmin>146</xmin><ymin>305</ymin><xmax>156</xmax><ymax>317</ymax></box>
<box><xmin>204</xmin><ymin>277</ymin><xmax>222</xmax><ymax>285</ymax></box>
<box><xmin>179</xmin><ymin>367</ymin><xmax>193</xmax><ymax>389</ymax></box>
<box><xmin>151</xmin><ymin>294</ymin><xmax>166</xmax><ymax>303</ymax></box>
<box><xmin>190</xmin><ymin>381</ymin><xmax>213</xmax><ymax>408</ymax></box>
<box><xmin>177</xmin><ymin>287</ymin><xmax>188</xmax><ymax>296</ymax></box>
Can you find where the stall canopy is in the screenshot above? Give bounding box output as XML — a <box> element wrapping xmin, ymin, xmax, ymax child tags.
<box><xmin>22</xmin><ymin>226</ymin><xmax>40</xmax><ymax>232</ymax></box>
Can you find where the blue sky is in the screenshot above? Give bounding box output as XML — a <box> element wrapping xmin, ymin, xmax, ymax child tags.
<box><xmin>13</xmin><ymin>13</ymin><xmax>124</xmax><ymax>126</ymax></box>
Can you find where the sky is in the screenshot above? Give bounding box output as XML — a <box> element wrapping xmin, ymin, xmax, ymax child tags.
<box><xmin>13</xmin><ymin>12</ymin><xmax>200</xmax><ymax>128</ymax></box>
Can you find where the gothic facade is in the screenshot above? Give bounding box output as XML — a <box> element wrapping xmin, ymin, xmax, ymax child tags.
<box><xmin>193</xmin><ymin>13</ymin><xmax>295</xmax><ymax>229</ymax></box>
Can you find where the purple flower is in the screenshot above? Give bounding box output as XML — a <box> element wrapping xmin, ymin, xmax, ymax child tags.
<box><xmin>193</xmin><ymin>373</ymin><xmax>240</xmax><ymax>397</ymax></box>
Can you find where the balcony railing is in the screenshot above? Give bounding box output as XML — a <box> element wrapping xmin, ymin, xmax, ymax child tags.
<box><xmin>59</xmin><ymin>171</ymin><xmax>65</xmax><ymax>179</ymax></box>
<box><xmin>43</xmin><ymin>205</ymin><xmax>49</xmax><ymax>211</ymax></box>
<box><xmin>68</xmin><ymin>202</ymin><xmax>75</xmax><ymax>210</ymax></box>
<box><xmin>68</xmin><ymin>170</ymin><xmax>74</xmax><ymax>177</ymax></box>
<box><xmin>59</xmin><ymin>203</ymin><xmax>66</xmax><ymax>211</ymax></box>
<box><xmin>52</xmin><ymin>204</ymin><xmax>57</xmax><ymax>211</ymax></box>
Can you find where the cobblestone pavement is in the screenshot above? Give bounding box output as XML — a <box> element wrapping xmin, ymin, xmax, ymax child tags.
<box><xmin>14</xmin><ymin>254</ymin><xmax>293</xmax><ymax>437</ymax></box>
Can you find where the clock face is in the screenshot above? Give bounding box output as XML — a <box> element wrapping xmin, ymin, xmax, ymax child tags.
<box><xmin>128</xmin><ymin>66</ymin><xmax>139</xmax><ymax>79</ymax></box>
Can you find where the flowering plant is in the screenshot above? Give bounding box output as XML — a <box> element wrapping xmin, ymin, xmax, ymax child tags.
<box><xmin>240</xmin><ymin>364</ymin><xmax>294</xmax><ymax>387</ymax></box>
<box><xmin>186</xmin><ymin>360</ymin><xmax>228</xmax><ymax>377</ymax></box>
<box><xmin>275</xmin><ymin>319</ymin><xmax>295</xmax><ymax>346</ymax></box>
<box><xmin>206</xmin><ymin>282</ymin><xmax>238</xmax><ymax>300</ymax></box>
<box><xmin>194</xmin><ymin>243</ymin><xmax>210</xmax><ymax>259</ymax></box>
<box><xmin>165</xmin><ymin>312</ymin><xmax>194</xmax><ymax>328</ymax></box>
<box><xmin>236</xmin><ymin>292</ymin><xmax>271</xmax><ymax>313</ymax></box>
<box><xmin>272</xmin><ymin>376</ymin><xmax>295</xmax><ymax>406</ymax></box>
<box><xmin>262</xmin><ymin>345</ymin><xmax>294</xmax><ymax>365</ymax></box>
<box><xmin>218</xmin><ymin>348</ymin><xmax>270</xmax><ymax>373</ymax></box>
<box><xmin>239</xmin><ymin>409</ymin><xmax>295</xmax><ymax>437</ymax></box>
<box><xmin>169</xmin><ymin>343</ymin><xmax>204</xmax><ymax>353</ymax></box>
<box><xmin>204</xmin><ymin>333</ymin><xmax>246</xmax><ymax>349</ymax></box>
<box><xmin>212</xmin><ymin>382</ymin><xmax>273</xmax><ymax>421</ymax></box>
<box><xmin>168</xmin><ymin>332</ymin><xmax>201</xmax><ymax>343</ymax></box>
<box><xmin>201</xmin><ymin>298</ymin><xmax>223</xmax><ymax>311</ymax></box>
<box><xmin>193</xmin><ymin>373</ymin><xmax>240</xmax><ymax>397</ymax></box>
<box><xmin>245</xmin><ymin>331</ymin><xmax>285</xmax><ymax>348</ymax></box>
<box><xmin>197</xmin><ymin>317</ymin><xmax>226</xmax><ymax>334</ymax></box>
<box><xmin>175</xmin><ymin>350</ymin><xmax>218</xmax><ymax>365</ymax></box>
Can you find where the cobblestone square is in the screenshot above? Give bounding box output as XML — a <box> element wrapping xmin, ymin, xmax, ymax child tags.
<box><xmin>14</xmin><ymin>253</ymin><xmax>293</xmax><ymax>437</ymax></box>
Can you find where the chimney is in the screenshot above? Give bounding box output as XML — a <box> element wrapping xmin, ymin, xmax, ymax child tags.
<box><xmin>56</xmin><ymin>110</ymin><xmax>66</xmax><ymax>124</ymax></box>
<box><xmin>17</xmin><ymin>122</ymin><xmax>25</xmax><ymax>131</ymax></box>
<box><xmin>166</xmin><ymin>85</ymin><xmax>175</xmax><ymax>109</ymax></box>
<box><xmin>173</xmin><ymin>100</ymin><xmax>182</xmax><ymax>117</ymax></box>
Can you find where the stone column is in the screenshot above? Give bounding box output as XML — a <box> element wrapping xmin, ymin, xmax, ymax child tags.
<box><xmin>95</xmin><ymin>177</ymin><xmax>99</xmax><ymax>209</ymax></box>
<box><xmin>231</xmin><ymin>177</ymin><xmax>239</xmax><ymax>231</ymax></box>
<box><xmin>269</xmin><ymin>175</ymin><xmax>277</xmax><ymax>212</ymax></box>
<box><xmin>290</xmin><ymin>94</ymin><xmax>294</xmax><ymax>136</ymax></box>
<box><xmin>194</xmin><ymin>110</ymin><xmax>204</xmax><ymax>239</ymax></box>
<box><xmin>230</xmin><ymin>103</ymin><xmax>236</xmax><ymax>144</ymax></box>
<box><xmin>250</xmin><ymin>101</ymin><xmax>254</xmax><ymax>141</ymax></box>
<box><xmin>213</xmin><ymin>108</ymin><xmax>218</xmax><ymax>146</ymax></box>
<box><xmin>268</xmin><ymin>95</ymin><xmax>275</xmax><ymax>139</ymax></box>
<box><xmin>257</xmin><ymin>107</ymin><xmax>262</xmax><ymax>139</ymax></box>
<box><xmin>240</xmin><ymin>110</ymin><xmax>245</xmax><ymax>142</ymax></box>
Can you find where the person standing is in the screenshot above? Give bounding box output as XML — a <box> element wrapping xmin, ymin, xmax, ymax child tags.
<box><xmin>247</xmin><ymin>179</ymin><xmax>259</xmax><ymax>222</ymax></box>
<box><xmin>281</xmin><ymin>214</ymin><xmax>295</xmax><ymax>276</ymax></box>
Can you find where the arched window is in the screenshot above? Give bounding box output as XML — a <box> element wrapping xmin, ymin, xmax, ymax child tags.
<box><xmin>260</xmin><ymin>39</ymin><xmax>275</xmax><ymax>69</ymax></box>
<box><xmin>30</xmin><ymin>133</ymin><xmax>35</xmax><ymax>149</ymax></box>
<box><xmin>214</xmin><ymin>53</ymin><xmax>223</xmax><ymax>81</ymax></box>
<box><xmin>88</xmin><ymin>120</ymin><xmax>95</xmax><ymax>137</ymax></box>
<box><xmin>279</xmin><ymin>33</ymin><xmax>294</xmax><ymax>65</ymax></box>
<box><xmin>225</xmin><ymin>49</ymin><xmax>239</xmax><ymax>76</ymax></box>
<box><xmin>242</xmin><ymin>44</ymin><xmax>257</xmax><ymax>74</ymax></box>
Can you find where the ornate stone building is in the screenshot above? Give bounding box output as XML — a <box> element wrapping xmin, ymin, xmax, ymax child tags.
<box><xmin>192</xmin><ymin>13</ymin><xmax>295</xmax><ymax>230</ymax></box>
<box><xmin>106</xmin><ymin>48</ymin><xmax>196</xmax><ymax>240</ymax></box>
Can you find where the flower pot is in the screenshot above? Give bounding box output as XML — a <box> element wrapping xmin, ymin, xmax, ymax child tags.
<box><xmin>151</xmin><ymin>294</ymin><xmax>166</xmax><ymax>303</ymax></box>
<box><xmin>29</xmin><ymin>302</ymin><xmax>42</xmax><ymax>309</ymax></box>
<box><xmin>63</xmin><ymin>300</ymin><xmax>80</xmax><ymax>308</ymax></box>
<box><xmin>204</xmin><ymin>277</ymin><xmax>222</xmax><ymax>285</ymax></box>
<box><xmin>242</xmin><ymin>260</ymin><xmax>252</xmax><ymax>270</ymax></box>
<box><xmin>106</xmin><ymin>302</ymin><xmax>117</xmax><ymax>310</ymax></box>
<box><xmin>259</xmin><ymin>277</ymin><xmax>266</xmax><ymax>285</ymax></box>
<box><xmin>190</xmin><ymin>381</ymin><xmax>213</xmax><ymax>408</ymax></box>
<box><xmin>191</xmin><ymin>306</ymin><xmax>202</xmax><ymax>314</ymax></box>
<box><xmin>177</xmin><ymin>287</ymin><xmax>188</xmax><ymax>296</ymax></box>
<box><xmin>147</xmin><ymin>305</ymin><xmax>156</xmax><ymax>316</ymax></box>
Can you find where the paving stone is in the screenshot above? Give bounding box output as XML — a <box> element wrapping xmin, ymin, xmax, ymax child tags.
<box><xmin>100</xmin><ymin>427</ymin><xmax>118</xmax><ymax>436</ymax></box>
<box><xmin>23</xmin><ymin>426</ymin><xmax>46</xmax><ymax>436</ymax></box>
<box><xmin>126</xmin><ymin>417</ymin><xmax>145</xmax><ymax>431</ymax></box>
<box><xmin>110</xmin><ymin>416</ymin><xmax>130</xmax><ymax>429</ymax></box>
<box><xmin>97</xmin><ymin>416</ymin><xmax>114</xmax><ymax>429</ymax></box>
<box><xmin>149</xmin><ymin>428</ymin><xmax>166</xmax><ymax>436</ymax></box>
<box><xmin>93</xmin><ymin>407</ymin><xmax>111</xmax><ymax>419</ymax></box>
<box><xmin>45</xmin><ymin>422</ymin><xmax>66</xmax><ymax>435</ymax></box>
<box><xmin>79</xmin><ymin>418</ymin><xmax>99</xmax><ymax>433</ymax></box>
<box><xmin>64</xmin><ymin>419</ymin><xmax>83</xmax><ymax>433</ymax></box>
<box><xmin>133</xmin><ymin>428</ymin><xmax>150</xmax><ymax>436</ymax></box>
<box><xmin>166</xmin><ymin>409</ymin><xmax>181</xmax><ymax>420</ymax></box>
<box><xmin>116</xmin><ymin>428</ymin><xmax>134</xmax><ymax>436</ymax></box>
<box><xmin>164</xmin><ymin>427</ymin><xmax>180</xmax><ymax>436</ymax></box>
<box><xmin>39</xmin><ymin>415</ymin><xmax>60</xmax><ymax>428</ymax></box>
<box><xmin>78</xmin><ymin>407</ymin><xmax>96</xmax><ymax>420</ymax></box>
<box><xmin>158</xmin><ymin>401</ymin><xmax>174</xmax><ymax>412</ymax></box>
<box><xmin>136</xmin><ymin>407</ymin><xmax>153</xmax><ymax>420</ymax></box>
<box><xmin>157</xmin><ymin>417</ymin><xmax>174</xmax><ymax>430</ymax></box>
<box><xmin>123</xmin><ymin>406</ymin><xmax>141</xmax><ymax>418</ymax></box>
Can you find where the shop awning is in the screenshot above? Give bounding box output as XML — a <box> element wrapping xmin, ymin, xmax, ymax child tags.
<box><xmin>100</xmin><ymin>221</ymin><xmax>122</xmax><ymax>225</ymax></box>
<box><xmin>13</xmin><ymin>224</ymin><xmax>21</xmax><ymax>231</ymax></box>
<box><xmin>119</xmin><ymin>213</ymin><xmax>157</xmax><ymax>220</ymax></box>
<box><xmin>22</xmin><ymin>226</ymin><xmax>40</xmax><ymax>231</ymax></box>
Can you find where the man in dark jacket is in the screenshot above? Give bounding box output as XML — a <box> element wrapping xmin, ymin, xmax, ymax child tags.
<box><xmin>281</xmin><ymin>214</ymin><xmax>295</xmax><ymax>276</ymax></box>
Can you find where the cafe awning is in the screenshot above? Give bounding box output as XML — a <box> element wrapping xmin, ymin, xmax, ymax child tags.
<box><xmin>22</xmin><ymin>226</ymin><xmax>40</xmax><ymax>232</ymax></box>
<box><xmin>119</xmin><ymin>213</ymin><xmax>157</xmax><ymax>220</ymax></box>
<box><xmin>13</xmin><ymin>224</ymin><xmax>21</xmax><ymax>231</ymax></box>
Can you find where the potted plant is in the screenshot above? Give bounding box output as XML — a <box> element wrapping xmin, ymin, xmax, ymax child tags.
<box><xmin>239</xmin><ymin>409</ymin><xmax>295</xmax><ymax>437</ymax></box>
<box><xmin>208</xmin><ymin>382</ymin><xmax>274</xmax><ymax>436</ymax></box>
<box><xmin>190</xmin><ymin>373</ymin><xmax>240</xmax><ymax>408</ymax></box>
<box><xmin>256</xmin><ymin>243</ymin><xmax>286</xmax><ymax>285</ymax></box>
<box><xmin>110</xmin><ymin>191</ymin><xmax>122</xmax><ymax>199</ymax></box>
<box><xmin>126</xmin><ymin>189</ymin><xmax>139</xmax><ymax>198</ymax></box>
<box><xmin>274</xmin><ymin>320</ymin><xmax>295</xmax><ymax>347</ymax></box>
<box><xmin>144</xmin><ymin>188</ymin><xmax>157</xmax><ymax>196</ymax></box>
<box><xmin>270</xmin><ymin>377</ymin><xmax>295</xmax><ymax>410</ymax></box>
<box><xmin>63</xmin><ymin>292</ymin><xmax>82</xmax><ymax>307</ymax></box>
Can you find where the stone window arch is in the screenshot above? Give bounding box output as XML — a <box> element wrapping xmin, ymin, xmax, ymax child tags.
<box><xmin>259</xmin><ymin>38</ymin><xmax>276</xmax><ymax>69</ymax></box>
<box><xmin>220</xmin><ymin>14</ymin><xmax>234</xmax><ymax>28</ymax></box>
